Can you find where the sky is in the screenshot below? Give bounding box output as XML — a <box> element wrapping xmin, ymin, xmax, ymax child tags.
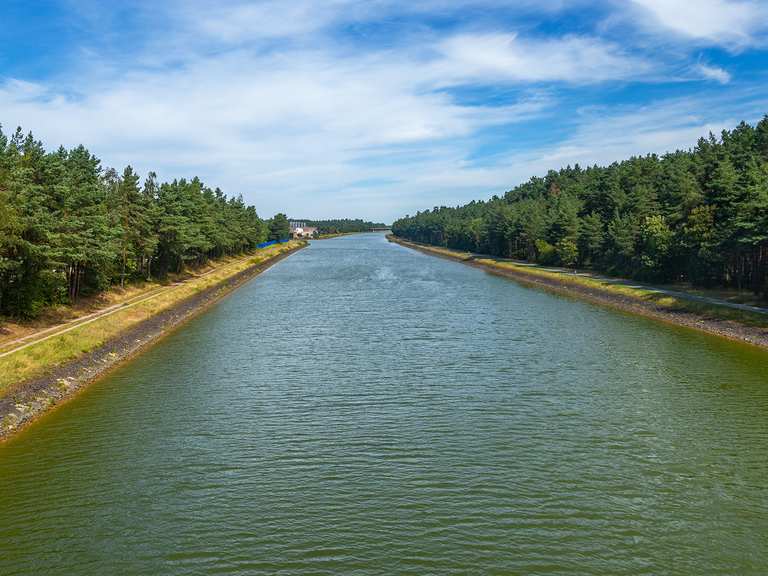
<box><xmin>1</xmin><ymin>0</ymin><xmax>768</xmax><ymax>222</ymax></box>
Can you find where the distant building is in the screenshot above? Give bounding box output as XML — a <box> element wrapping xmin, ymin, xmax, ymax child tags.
<box><xmin>290</xmin><ymin>221</ymin><xmax>318</xmax><ymax>238</ymax></box>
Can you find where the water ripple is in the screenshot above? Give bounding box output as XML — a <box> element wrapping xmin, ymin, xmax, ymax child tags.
<box><xmin>1</xmin><ymin>233</ymin><xmax>768</xmax><ymax>575</ymax></box>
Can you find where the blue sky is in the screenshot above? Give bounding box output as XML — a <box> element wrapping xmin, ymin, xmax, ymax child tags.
<box><xmin>2</xmin><ymin>0</ymin><xmax>768</xmax><ymax>222</ymax></box>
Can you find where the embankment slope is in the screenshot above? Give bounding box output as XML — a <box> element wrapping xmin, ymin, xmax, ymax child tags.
<box><xmin>0</xmin><ymin>242</ymin><xmax>305</xmax><ymax>440</ymax></box>
<box><xmin>389</xmin><ymin>235</ymin><xmax>768</xmax><ymax>350</ymax></box>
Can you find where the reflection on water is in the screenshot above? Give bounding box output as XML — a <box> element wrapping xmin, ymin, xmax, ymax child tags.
<box><xmin>1</xmin><ymin>233</ymin><xmax>767</xmax><ymax>575</ymax></box>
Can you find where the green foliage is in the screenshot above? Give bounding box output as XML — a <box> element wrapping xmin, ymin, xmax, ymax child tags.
<box><xmin>392</xmin><ymin>116</ymin><xmax>768</xmax><ymax>296</ymax></box>
<box><xmin>304</xmin><ymin>218</ymin><xmax>387</xmax><ymax>234</ymax></box>
<box><xmin>638</xmin><ymin>215</ymin><xmax>673</xmax><ymax>277</ymax></box>
<box><xmin>269</xmin><ymin>213</ymin><xmax>290</xmax><ymax>241</ymax></box>
<box><xmin>0</xmin><ymin>125</ymin><xmax>269</xmax><ymax>316</ymax></box>
<box><xmin>555</xmin><ymin>238</ymin><xmax>579</xmax><ymax>268</ymax></box>
<box><xmin>534</xmin><ymin>239</ymin><xmax>556</xmax><ymax>264</ymax></box>
<box><xmin>578</xmin><ymin>212</ymin><xmax>604</xmax><ymax>266</ymax></box>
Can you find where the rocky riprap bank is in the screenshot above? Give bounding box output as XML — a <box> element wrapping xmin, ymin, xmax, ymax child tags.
<box><xmin>0</xmin><ymin>244</ymin><xmax>305</xmax><ymax>441</ymax></box>
<box><xmin>389</xmin><ymin>235</ymin><xmax>768</xmax><ymax>351</ymax></box>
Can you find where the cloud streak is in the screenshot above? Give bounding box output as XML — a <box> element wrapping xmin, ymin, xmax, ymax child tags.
<box><xmin>2</xmin><ymin>0</ymin><xmax>767</xmax><ymax>221</ymax></box>
<box><xmin>694</xmin><ymin>63</ymin><xmax>732</xmax><ymax>84</ymax></box>
<box><xmin>629</xmin><ymin>0</ymin><xmax>768</xmax><ymax>48</ymax></box>
<box><xmin>434</xmin><ymin>33</ymin><xmax>651</xmax><ymax>84</ymax></box>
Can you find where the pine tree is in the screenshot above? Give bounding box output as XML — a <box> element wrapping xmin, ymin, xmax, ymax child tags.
<box><xmin>0</xmin><ymin>126</ymin><xmax>270</xmax><ymax>316</ymax></box>
<box><xmin>269</xmin><ymin>213</ymin><xmax>290</xmax><ymax>241</ymax></box>
<box><xmin>638</xmin><ymin>215</ymin><xmax>673</xmax><ymax>277</ymax></box>
<box><xmin>578</xmin><ymin>212</ymin><xmax>605</xmax><ymax>267</ymax></box>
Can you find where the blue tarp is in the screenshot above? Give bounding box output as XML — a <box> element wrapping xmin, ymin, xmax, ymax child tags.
<box><xmin>256</xmin><ymin>239</ymin><xmax>290</xmax><ymax>248</ymax></box>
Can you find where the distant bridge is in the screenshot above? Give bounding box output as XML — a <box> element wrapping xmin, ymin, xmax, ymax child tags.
<box><xmin>370</xmin><ymin>227</ymin><xmax>391</xmax><ymax>232</ymax></box>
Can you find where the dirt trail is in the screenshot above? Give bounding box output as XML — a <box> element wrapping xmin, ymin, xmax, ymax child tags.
<box><xmin>0</xmin><ymin>251</ymin><xmax>275</xmax><ymax>358</ymax></box>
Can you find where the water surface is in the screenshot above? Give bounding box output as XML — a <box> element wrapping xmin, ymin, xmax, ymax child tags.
<box><xmin>1</xmin><ymin>233</ymin><xmax>767</xmax><ymax>574</ymax></box>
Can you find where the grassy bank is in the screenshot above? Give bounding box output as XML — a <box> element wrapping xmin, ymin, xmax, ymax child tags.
<box><xmin>0</xmin><ymin>241</ymin><xmax>303</xmax><ymax>395</ymax></box>
<box><xmin>0</xmin><ymin>251</ymin><xmax>283</xmax><ymax>350</ymax></box>
<box><xmin>476</xmin><ymin>258</ymin><xmax>768</xmax><ymax>328</ymax></box>
<box><xmin>389</xmin><ymin>235</ymin><xmax>768</xmax><ymax>346</ymax></box>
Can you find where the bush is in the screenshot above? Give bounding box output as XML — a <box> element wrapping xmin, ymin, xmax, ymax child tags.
<box><xmin>535</xmin><ymin>239</ymin><xmax>556</xmax><ymax>265</ymax></box>
<box><xmin>555</xmin><ymin>238</ymin><xmax>579</xmax><ymax>267</ymax></box>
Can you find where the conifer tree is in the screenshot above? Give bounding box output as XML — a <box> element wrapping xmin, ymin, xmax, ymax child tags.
<box><xmin>392</xmin><ymin>116</ymin><xmax>768</xmax><ymax>296</ymax></box>
<box><xmin>269</xmin><ymin>213</ymin><xmax>290</xmax><ymax>241</ymax></box>
<box><xmin>0</xmin><ymin>126</ymin><xmax>269</xmax><ymax>317</ymax></box>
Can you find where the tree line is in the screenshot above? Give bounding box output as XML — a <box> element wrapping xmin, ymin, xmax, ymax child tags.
<box><xmin>393</xmin><ymin>117</ymin><xmax>768</xmax><ymax>296</ymax></box>
<box><xmin>0</xmin><ymin>127</ymin><xmax>279</xmax><ymax>317</ymax></box>
<box><xmin>306</xmin><ymin>219</ymin><xmax>387</xmax><ymax>234</ymax></box>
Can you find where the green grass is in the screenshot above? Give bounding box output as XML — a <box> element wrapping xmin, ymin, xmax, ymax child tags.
<box><xmin>0</xmin><ymin>241</ymin><xmax>303</xmax><ymax>394</ymax></box>
<box><xmin>395</xmin><ymin>237</ymin><xmax>768</xmax><ymax>331</ymax></box>
<box><xmin>481</xmin><ymin>259</ymin><xmax>768</xmax><ymax>327</ymax></box>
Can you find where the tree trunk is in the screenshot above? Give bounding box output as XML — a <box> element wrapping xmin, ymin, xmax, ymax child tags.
<box><xmin>121</xmin><ymin>247</ymin><xmax>127</xmax><ymax>288</ymax></box>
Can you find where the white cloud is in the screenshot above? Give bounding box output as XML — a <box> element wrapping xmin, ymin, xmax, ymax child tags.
<box><xmin>629</xmin><ymin>0</ymin><xmax>767</xmax><ymax>47</ymax></box>
<box><xmin>3</xmin><ymin>0</ymin><xmax>765</xmax><ymax>222</ymax></box>
<box><xmin>175</xmin><ymin>0</ymin><xmax>579</xmax><ymax>45</ymax></box>
<box><xmin>184</xmin><ymin>0</ymin><xmax>351</xmax><ymax>43</ymax></box>
<box><xmin>0</xmin><ymin>42</ymin><xmax>554</xmax><ymax>221</ymax></box>
<box><xmin>1</xmin><ymin>8</ymin><xmax>654</xmax><ymax>223</ymax></box>
<box><xmin>695</xmin><ymin>63</ymin><xmax>731</xmax><ymax>84</ymax></box>
<box><xmin>0</xmin><ymin>79</ymin><xmax>48</xmax><ymax>100</ymax></box>
<box><xmin>434</xmin><ymin>33</ymin><xmax>651</xmax><ymax>84</ymax></box>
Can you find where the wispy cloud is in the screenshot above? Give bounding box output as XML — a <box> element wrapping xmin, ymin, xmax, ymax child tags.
<box><xmin>2</xmin><ymin>0</ymin><xmax>767</xmax><ymax>220</ymax></box>
<box><xmin>434</xmin><ymin>33</ymin><xmax>651</xmax><ymax>84</ymax></box>
<box><xmin>628</xmin><ymin>0</ymin><xmax>768</xmax><ymax>48</ymax></box>
<box><xmin>694</xmin><ymin>63</ymin><xmax>732</xmax><ymax>84</ymax></box>
<box><xmin>1</xmin><ymin>21</ymin><xmax>647</xmax><ymax>220</ymax></box>
<box><xmin>182</xmin><ymin>0</ymin><xmax>350</xmax><ymax>43</ymax></box>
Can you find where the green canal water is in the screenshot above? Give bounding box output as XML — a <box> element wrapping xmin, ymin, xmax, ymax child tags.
<box><xmin>1</xmin><ymin>233</ymin><xmax>767</xmax><ymax>574</ymax></box>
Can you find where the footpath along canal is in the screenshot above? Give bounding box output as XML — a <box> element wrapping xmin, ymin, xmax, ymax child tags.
<box><xmin>1</xmin><ymin>232</ymin><xmax>767</xmax><ymax>574</ymax></box>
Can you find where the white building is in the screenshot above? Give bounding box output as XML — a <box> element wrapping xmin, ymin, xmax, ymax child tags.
<box><xmin>290</xmin><ymin>221</ymin><xmax>318</xmax><ymax>238</ymax></box>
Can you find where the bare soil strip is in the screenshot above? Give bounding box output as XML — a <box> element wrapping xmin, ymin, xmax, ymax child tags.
<box><xmin>0</xmin><ymin>244</ymin><xmax>305</xmax><ymax>441</ymax></box>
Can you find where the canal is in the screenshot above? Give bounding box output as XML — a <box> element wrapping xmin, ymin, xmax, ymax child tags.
<box><xmin>1</xmin><ymin>232</ymin><xmax>767</xmax><ymax>574</ymax></box>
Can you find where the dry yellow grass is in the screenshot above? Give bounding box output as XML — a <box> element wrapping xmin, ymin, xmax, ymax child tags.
<box><xmin>0</xmin><ymin>242</ymin><xmax>302</xmax><ymax>393</ymax></box>
<box><xmin>396</xmin><ymin>238</ymin><xmax>768</xmax><ymax>330</ymax></box>
<box><xmin>480</xmin><ymin>259</ymin><xmax>768</xmax><ymax>326</ymax></box>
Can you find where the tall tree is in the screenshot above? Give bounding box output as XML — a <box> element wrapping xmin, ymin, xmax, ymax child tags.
<box><xmin>269</xmin><ymin>213</ymin><xmax>290</xmax><ymax>241</ymax></box>
<box><xmin>0</xmin><ymin>125</ymin><xmax>269</xmax><ymax>317</ymax></box>
<box><xmin>392</xmin><ymin>116</ymin><xmax>768</xmax><ymax>296</ymax></box>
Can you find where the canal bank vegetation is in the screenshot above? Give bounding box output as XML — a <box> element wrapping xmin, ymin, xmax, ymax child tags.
<box><xmin>392</xmin><ymin>117</ymin><xmax>768</xmax><ymax>299</ymax></box>
<box><xmin>0</xmin><ymin>241</ymin><xmax>303</xmax><ymax>393</ymax></box>
<box><xmin>302</xmin><ymin>219</ymin><xmax>388</xmax><ymax>236</ymax></box>
<box><xmin>0</xmin><ymin>240</ymin><xmax>305</xmax><ymax>438</ymax></box>
<box><xmin>0</xmin><ymin>126</ymin><xmax>295</xmax><ymax>321</ymax></box>
<box><xmin>390</xmin><ymin>236</ymin><xmax>768</xmax><ymax>347</ymax></box>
